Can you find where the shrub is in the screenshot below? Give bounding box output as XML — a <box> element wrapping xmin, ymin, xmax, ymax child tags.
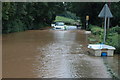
<box><xmin>2</xmin><ymin>19</ymin><xmax>26</xmax><ymax>33</ymax></box>
<box><xmin>90</xmin><ymin>25</ymin><xmax>103</xmax><ymax>35</ymax></box>
<box><xmin>33</xmin><ymin>23</ymin><xmax>49</xmax><ymax>30</ymax></box>
<box><xmin>110</xmin><ymin>25</ymin><xmax>120</xmax><ymax>34</ymax></box>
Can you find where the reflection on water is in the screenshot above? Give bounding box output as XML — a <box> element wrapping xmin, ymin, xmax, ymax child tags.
<box><xmin>102</xmin><ymin>54</ymin><xmax>120</xmax><ymax>78</ymax></box>
<box><xmin>2</xmin><ymin>30</ymin><xmax>119</xmax><ymax>78</ymax></box>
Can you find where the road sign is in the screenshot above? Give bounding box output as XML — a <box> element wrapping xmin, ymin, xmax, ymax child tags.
<box><xmin>86</xmin><ymin>16</ymin><xmax>89</xmax><ymax>20</ymax></box>
<box><xmin>98</xmin><ymin>4</ymin><xmax>113</xmax><ymax>44</ymax></box>
<box><xmin>98</xmin><ymin>4</ymin><xmax>113</xmax><ymax>18</ymax></box>
<box><xmin>86</xmin><ymin>15</ymin><xmax>89</xmax><ymax>30</ymax></box>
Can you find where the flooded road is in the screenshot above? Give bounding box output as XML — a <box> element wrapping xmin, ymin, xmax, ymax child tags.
<box><xmin>2</xmin><ymin>30</ymin><xmax>119</xmax><ymax>78</ymax></box>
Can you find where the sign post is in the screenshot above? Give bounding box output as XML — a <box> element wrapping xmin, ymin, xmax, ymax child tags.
<box><xmin>104</xmin><ymin>17</ymin><xmax>107</xmax><ymax>44</ymax></box>
<box><xmin>98</xmin><ymin>4</ymin><xmax>113</xmax><ymax>44</ymax></box>
<box><xmin>107</xmin><ymin>18</ymin><xmax>110</xmax><ymax>29</ymax></box>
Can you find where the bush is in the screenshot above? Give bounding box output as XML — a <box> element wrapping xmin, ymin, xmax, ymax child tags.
<box><xmin>90</xmin><ymin>25</ymin><xmax>103</xmax><ymax>35</ymax></box>
<box><xmin>2</xmin><ymin>19</ymin><xmax>26</xmax><ymax>33</ymax></box>
<box><xmin>10</xmin><ymin>19</ymin><xmax>26</xmax><ymax>32</ymax></box>
<box><xmin>33</xmin><ymin>23</ymin><xmax>49</xmax><ymax>30</ymax></box>
<box><xmin>110</xmin><ymin>25</ymin><xmax>120</xmax><ymax>34</ymax></box>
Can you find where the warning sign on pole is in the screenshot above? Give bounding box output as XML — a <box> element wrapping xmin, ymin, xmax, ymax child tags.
<box><xmin>86</xmin><ymin>16</ymin><xmax>89</xmax><ymax>20</ymax></box>
<box><xmin>98</xmin><ymin>4</ymin><xmax>113</xmax><ymax>43</ymax></box>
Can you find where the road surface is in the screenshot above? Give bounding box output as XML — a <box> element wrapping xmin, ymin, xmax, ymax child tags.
<box><xmin>2</xmin><ymin>30</ymin><xmax>119</xmax><ymax>78</ymax></box>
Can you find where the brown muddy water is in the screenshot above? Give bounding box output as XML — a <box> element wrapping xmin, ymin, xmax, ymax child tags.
<box><xmin>2</xmin><ymin>30</ymin><xmax>120</xmax><ymax>78</ymax></box>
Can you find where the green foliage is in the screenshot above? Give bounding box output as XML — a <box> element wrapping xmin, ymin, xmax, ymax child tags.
<box><xmin>110</xmin><ymin>25</ymin><xmax>120</xmax><ymax>34</ymax></box>
<box><xmin>58</xmin><ymin>11</ymin><xmax>80</xmax><ymax>20</ymax></box>
<box><xmin>89</xmin><ymin>25</ymin><xmax>120</xmax><ymax>54</ymax></box>
<box><xmin>55</xmin><ymin>11</ymin><xmax>81</xmax><ymax>25</ymax></box>
<box><xmin>111</xmin><ymin>2</ymin><xmax>120</xmax><ymax>27</ymax></box>
<box><xmin>54</xmin><ymin>16</ymin><xmax>76</xmax><ymax>24</ymax></box>
<box><xmin>33</xmin><ymin>23</ymin><xmax>48</xmax><ymax>30</ymax></box>
<box><xmin>106</xmin><ymin>32</ymin><xmax>119</xmax><ymax>54</ymax></box>
<box><xmin>68</xmin><ymin>2</ymin><xmax>105</xmax><ymax>28</ymax></box>
<box><xmin>107</xmin><ymin>26</ymin><xmax>120</xmax><ymax>53</ymax></box>
<box><xmin>3</xmin><ymin>19</ymin><xmax>26</xmax><ymax>33</ymax></box>
<box><xmin>90</xmin><ymin>25</ymin><xmax>103</xmax><ymax>35</ymax></box>
<box><xmin>67</xmin><ymin>2</ymin><xmax>120</xmax><ymax>28</ymax></box>
<box><xmin>2</xmin><ymin>2</ymin><xmax>120</xmax><ymax>33</ymax></box>
<box><xmin>2</xmin><ymin>2</ymin><xmax>65</xmax><ymax>33</ymax></box>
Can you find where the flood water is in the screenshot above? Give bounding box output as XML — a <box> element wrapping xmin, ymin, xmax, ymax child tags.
<box><xmin>2</xmin><ymin>30</ymin><xmax>120</xmax><ymax>78</ymax></box>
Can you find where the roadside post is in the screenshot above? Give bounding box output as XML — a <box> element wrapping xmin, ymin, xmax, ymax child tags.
<box><xmin>98</xmin><ymin>4</ymin><xmax>113</xmax><ymax>44</ymax></box>
<box><xmin>86</xmin><ymin>15</ymin><xmax>89</xmax><ymax>30</ymax></box>
<box><xmin>107</xmin><ymin>18</ymin><xmax>110</xmax><ymax>29</ymax></box>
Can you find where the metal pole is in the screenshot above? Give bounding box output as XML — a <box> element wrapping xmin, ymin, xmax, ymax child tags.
<box><xmin>104</xmin><ymin>17</ymin><xmax>107</xmax><ymax>43</ymax></box>
<box><xmin>107</xmin><ymin>18</ymin><xmax>110</xmax><ymax>29</ymax></box>
<box><xmin>86</xmin><ymin>20</ymin><xmax>88</xmax><ymax>30</ymax></box>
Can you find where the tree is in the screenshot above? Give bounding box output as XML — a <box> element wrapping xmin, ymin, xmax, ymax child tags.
<box><xmin>2</xmin><ymin>2</ymin><xmax>65</xmax><ymax>33</ymax></box>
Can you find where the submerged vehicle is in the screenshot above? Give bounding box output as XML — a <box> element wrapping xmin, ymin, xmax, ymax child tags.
<box><xmin>51</xmin><ymin>22</ymin><xmax>78</xmax><ymax>30</ymax></box>
<box><xmin>54</xmin><ymin>22</ymin><xmax>65</xmax><ymax>29</ymax></box>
